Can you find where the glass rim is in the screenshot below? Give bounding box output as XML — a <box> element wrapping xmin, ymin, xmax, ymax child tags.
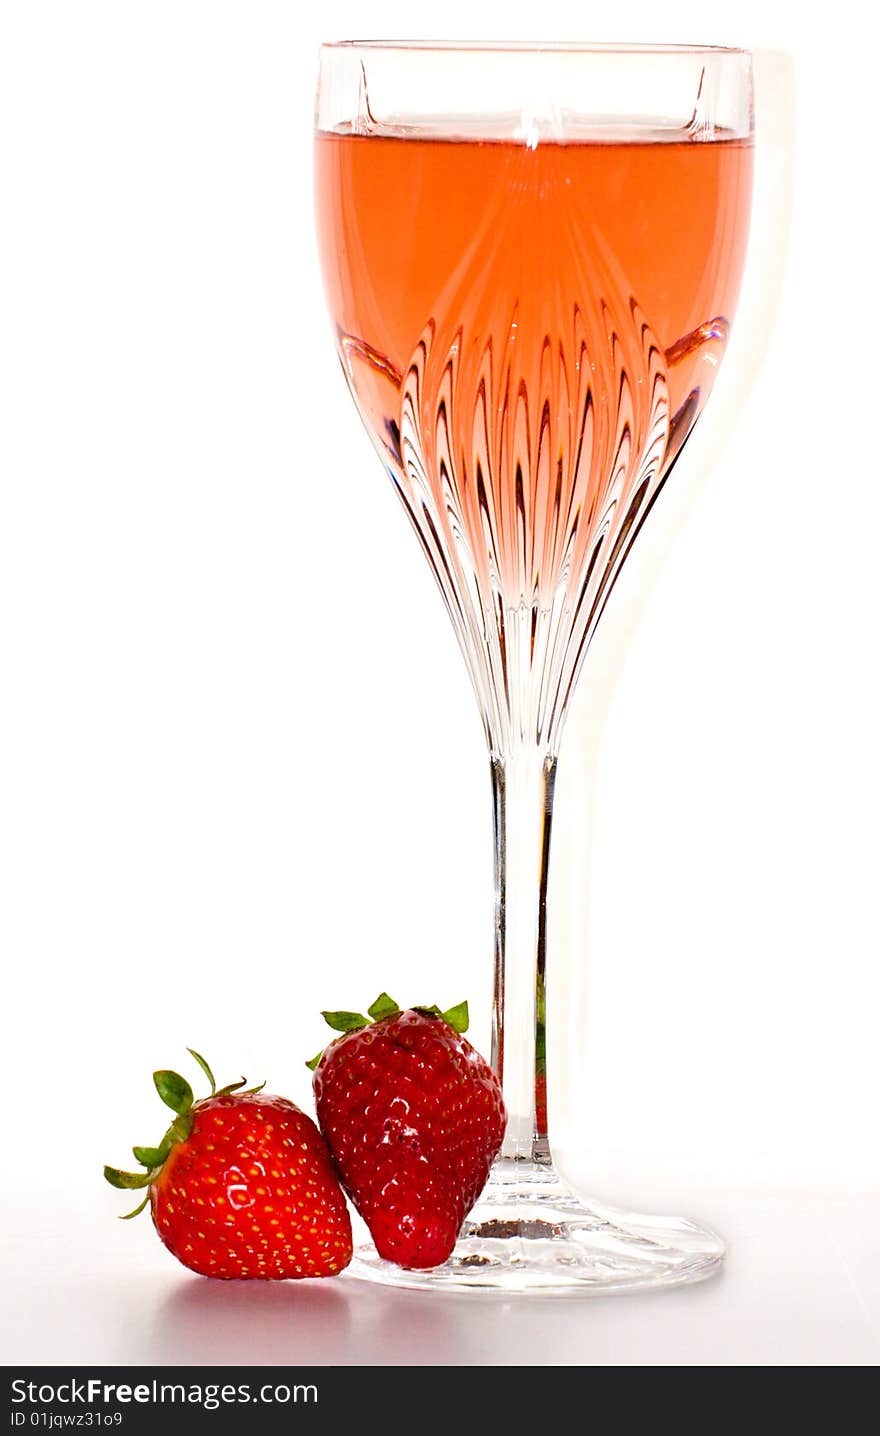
<box><xmin>319</xmin><ymin>40</ymin><xmax>751</xmax><ymax>59</ymax></box>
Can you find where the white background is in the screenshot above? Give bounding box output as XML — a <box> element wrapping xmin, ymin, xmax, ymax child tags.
<box><xmin>1</xmin><ymin>1</ymin><xmax>878</xmax><ymax>1367</ymax></box>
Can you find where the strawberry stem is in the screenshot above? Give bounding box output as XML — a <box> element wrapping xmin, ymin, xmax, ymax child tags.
<box><xmin>104</xmin><ymin>1166</ymin><xmax>153</xmax><ymax>1190</ymax></box>
<box><xmin>153</xmin><ymin>1070</ymin><xmax>194</xmax><ymax>1115</ymax></box>
<box><xmin>132</xmin><ymin>1144</ymin><xmax>167</xmax><ymax>1168</ymax></box>
<box><xmin>119</xmin><ymin>1192</ymin><xmax>151</xmax><ymax>1220</ymax></box>
<box><xmin>105</xmin><ymin>1050</ymin><xmax>257</xmax><ymax>1220</ymax></box>
<box><xmin>367</xmin><ymin>993</ymin><xmax>400</xmax><ymax>1020</ymax></box>
<box><xmin>187</xmin><ymin>1048</ymin><xmax>216</xmax><ymax>1094</ymax></box>
<box><xmin>441</xmin><ymin>1001</ymin><xmax>469</xmax><ymax>1033</ymax></box>
<box><xmin>308</xmin><ymin>997</ymin><xmax>471</xmax><ymax>1070</ymax></box>
<box><xmin>322</xmin><ymin>1010</ymin><xmax>370</xmax><ymax>1033</ymax></box>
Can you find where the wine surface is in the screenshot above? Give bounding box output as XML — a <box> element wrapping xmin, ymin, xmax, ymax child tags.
<box><xmin>316</xmin><ymin>130</ymin><xmax>752</xmax><ymax>747</ymax></box>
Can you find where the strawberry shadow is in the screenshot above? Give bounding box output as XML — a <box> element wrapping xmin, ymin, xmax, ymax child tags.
<box><xmin>149</xmin><ymin>1270</ymin><xmax>502</xmax><ymax>1366</ymax></box>
<box><xmin>150</xmin><ymin>1275</ymin><xmax>353</xmax><ymax>1365</ymax></box>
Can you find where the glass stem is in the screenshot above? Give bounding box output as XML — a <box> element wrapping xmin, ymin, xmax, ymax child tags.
<box><xmin>491</xmin><ymin>743</ymin><xmax>557</xmax><ymax>1166</ymax></box>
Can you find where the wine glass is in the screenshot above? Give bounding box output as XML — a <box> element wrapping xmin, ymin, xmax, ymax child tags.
<box><xmin>314</xmin><ymin>41</ymin><xmax>753</xmax><ymax>1292</ymax></box>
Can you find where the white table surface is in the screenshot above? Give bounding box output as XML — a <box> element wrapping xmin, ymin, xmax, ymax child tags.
<box><xmin>3</xmin><ymin>1190</ymin><xmax>878</xmax><ymax>1366</ymax></box>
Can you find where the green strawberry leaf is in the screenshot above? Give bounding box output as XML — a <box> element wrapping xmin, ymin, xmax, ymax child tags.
<box><xmin>214</xmin><ymin>1077</ymin><xmax>247</xmax><ymax>1099</ymax></box>
<box><xmin>132</xmin><ymin>1144</ymin><xmax>167</xmax><ymax>1169</ymax></box>
<box><xmin>321</xmin><ymin>1010</ymin><xmax>369</xmax><ymax>1033</ymax></box>
<box><xmin>163</xmin><ymin>1112</ymin><xmax>194</xmax><ymax>1146</ymax></box>
<box><xmin>243</xmin><ymin>1080</ymin><xmax>266</xmax><ymax>1095</ymax></box>
<box><xmin>414</xmin><ymin>1005</ymin><xmax>442</xmax><ymax>1019</ymax></box>
<box><xmin>119</xmin><ymin>1192</ymin><xmax>151</xmax><ymax>1220</ymax></box>
<box><xmin>153</xmin><ymin>1070</ymin><xmax>193</xmax><ymax>1115</ymax></box>
<box><xmin>186</xmin><ymin>1048</ymin><xmax>216</xmax><ymax>1094</ymax></box>
<box><xmin>441</xmin><ymin>1000</ymin><xmax>469</xmax><ymax>1033</ymax></box>
<box><xmin>367</xmin><ymin>992</ymin><xmax>400</xmax><ymax>1021</ymax></box>
<box><xmin>305</xmin><ymin>1051</ymin><xmax>323</xmax><ymax>1071</ymax></box>
<box><xmin>104</xmin><ymin>1165</ymin><xmax>153</xmax><ymax>1191</ymax></box>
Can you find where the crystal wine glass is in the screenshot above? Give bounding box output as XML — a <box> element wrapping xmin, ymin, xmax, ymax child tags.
<box><xmin>314</xmin><ymin>41</ymin><xmax>753</xmax><ymax>1292</ymax></box>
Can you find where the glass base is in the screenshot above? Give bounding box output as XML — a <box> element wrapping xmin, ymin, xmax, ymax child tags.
<box><xmin>345</xmin><ymin>1159</ymin><xmax>725</xmax><ymax>1294</ymax></box>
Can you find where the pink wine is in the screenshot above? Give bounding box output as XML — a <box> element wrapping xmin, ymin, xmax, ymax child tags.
<box><xmin>315</xmin><ymin>131</ymin><xmax>752</xmax><ymax>747</ymax></box>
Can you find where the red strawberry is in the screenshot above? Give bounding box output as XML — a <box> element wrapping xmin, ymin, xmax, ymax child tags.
<box><xmin>104</xmin><ymin>1049</ymin><xmax>352</xmax><ymax>1280</ymax></box>
<box><xmin>310</xmin><ymin>995</ymin><xmax>506</xmax><ymax>1270</ymax></box>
